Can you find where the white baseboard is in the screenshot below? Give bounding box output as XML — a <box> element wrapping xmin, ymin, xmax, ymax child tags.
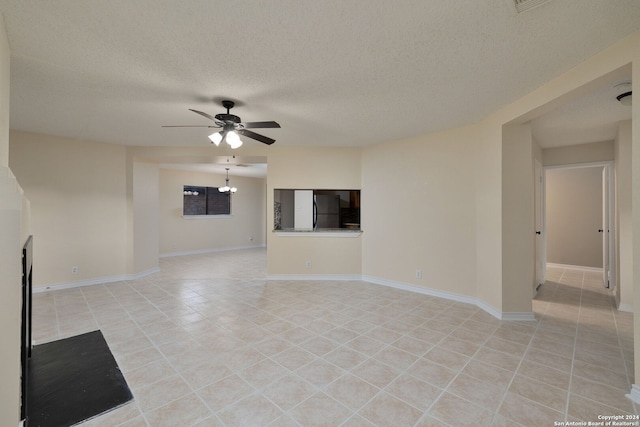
<box><xmin>360</xmin><ymin>275</ymin><xmax>534</xmax><ymax>321</ymax></box>
<box><xmin>33</xmin><ymin>267</ymin><xmax>160</xmax><ymax>293</ymax></box>
<box><xmin>627</xmin><ymin>384</ymin><xmax>640</xmax><ymax>404</ymax></box>
<box><xmin>267</xmin><ymin>273</ymin><xmax>535</xmax><ymax>321</ymax></box>
<box><xmin>160</xmin><ymin>244</ymin><xmax>266</xmax><ymax>258</ymax></box>
<box><xmin>619</xmin><ymin>303</ymin><xmax>633</xmax><ymax>313</ymax></box>
<box><xmin>362</xmin><ymin>275</ymin><xmax>479</xmax><ymax>305</ymax></box>
<box><xmin>546</xmin><ymin>262</ymin><xmax>603</xmax><ymax>272</ymax></box>
<box><xmin>501</xmin><ymin>312</ymin><xmax>537</xmax><ymax>321</ymax></box>
<box><xmin>35</xmin><ymin>245</ymin><xmax>267</xmax><ymax>292</ymax></box>
<box><xmin>267</xmin><ymin>274</ymin><xmax>362</xmax><ymax>281</ymax></box>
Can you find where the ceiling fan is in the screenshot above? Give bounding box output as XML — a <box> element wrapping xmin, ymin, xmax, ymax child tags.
<box><xmin>163</xmin><ymin>100</ymin><xmax>280</xmax><ymax>148</ymax></box>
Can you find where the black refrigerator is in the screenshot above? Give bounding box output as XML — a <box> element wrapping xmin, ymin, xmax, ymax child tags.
<box><xmin>313</xmin><ymin>194</ymin><xmax>340</xmax><ymax>229</ymax></box>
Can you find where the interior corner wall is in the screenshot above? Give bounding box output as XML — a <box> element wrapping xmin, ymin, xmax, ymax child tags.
<box><xmin>615</xmin><ymin>120</ymin><xmax>632</xmax><ymax>309</ymax></box>
<box><xmin>533</xmin><ymin>138</ymin><xmax>543</xmax><ymax>163</ymax></box>
<box><xmin>0</xmin><ymin>11</ymin><xmax>21</xmax><ymax>425</ymax></box>
<box><xmin>159</xmin><ymin>168</ymin><xmax>266</xmax><ymax>255</ymax></box>
<box><xmin>9</xmin><ymin>131</ymin><xmax>128</xmax><ymax>288</ymax></box>
<box><xmin>474</xmin><ymin>122</ymin><xmax>503</xmax><ymax>312</ymax></box>
<box><xmin>0</xmin><ymin>188</ymin><xmax>21</xmax><ymax>427</ymax></box>
<box><xmin>501</xmin><ymin>122</ymin><xmax>534</xmax><ymax>313</ymax></box>
<box><xmin>361</xmin><ymin>127</ymin><xmax>477</xmax><ymax>298</ymax></box>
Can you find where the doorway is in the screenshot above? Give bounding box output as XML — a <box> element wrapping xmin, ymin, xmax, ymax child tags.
<box><xmin>538</xmin><ymin>162</ymin><xmax>615</xmax><ymax>290</ymax></box>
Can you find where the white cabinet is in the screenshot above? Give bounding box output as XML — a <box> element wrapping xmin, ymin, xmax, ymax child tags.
<box><xmin>294</xmin><ymin>190</ymin><xmax>314</xmax><ymax>230</ymax></box>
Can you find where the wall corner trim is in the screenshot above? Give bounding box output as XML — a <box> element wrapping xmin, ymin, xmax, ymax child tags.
<box><xmin>626</xmin><ymin>385</ymin><xmax>640</xmax><ymax>404</ymax></box>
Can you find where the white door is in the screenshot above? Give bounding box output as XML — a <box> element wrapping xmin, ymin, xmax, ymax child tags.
<box><xmin>601</xmin><ymin>165</ymin><xmax>615</xmax><ymax>288</ymax></box>
<box><xmin>534</xmin><ymin>160</ymin><xmax>545</xmax><ymax>293</ymax></box>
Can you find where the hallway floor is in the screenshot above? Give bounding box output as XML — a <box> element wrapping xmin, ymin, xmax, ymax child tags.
<box><xmin>31</xmin><ymin>249</ymin><xmax>636</xmax><ymax>426</ymax></box>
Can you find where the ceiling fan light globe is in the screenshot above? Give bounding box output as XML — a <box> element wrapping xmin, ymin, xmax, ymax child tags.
<box><xmin>229</xmin><ymin>139</ymin><xmax>243</xmax><ymax>149</ymax></box>
<box><xmin>227</xmin><ymin>131</ymin><xmax>243</xmax><ymax>149</ymax></box>
<box><xmin>226</xmin><ymin>130</ymin><xmax>239</xmax><ymax>142</ymax></box>
<box><xmin>230</xmin><ymin>187</ymin><xmax>237</xmax><ymax>193</ymax></box>
<box><xmin>209</xmin><ymin>132</ymin><xmax>222</xmax><ymax>146</ymax></box>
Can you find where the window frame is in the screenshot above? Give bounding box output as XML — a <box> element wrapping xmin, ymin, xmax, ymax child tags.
<box><xmin>182</xmin><ymin>185</ymin><xmax>232</xmax><ymax>217</ymax></box>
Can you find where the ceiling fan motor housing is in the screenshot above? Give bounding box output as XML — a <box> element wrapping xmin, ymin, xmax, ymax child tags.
<box><xmin>215</xmin><ymin>113</ymin><xmax>241</xmax><ymax>124</ymax></box>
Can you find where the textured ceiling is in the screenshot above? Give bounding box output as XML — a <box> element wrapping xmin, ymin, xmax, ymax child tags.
<box><xmin>0</xmin><ymin>0</ymin><xmax>638</xmax><ymax>152</ymax></box>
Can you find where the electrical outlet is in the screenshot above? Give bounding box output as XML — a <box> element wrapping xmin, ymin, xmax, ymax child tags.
<box><xmin>306</xmin><ymin>260</ymin><xmax>312</xmax><ymax>268</ymax></box>
<box><xmin>71</xmin><ymin>266</ymin><xmax>78</xmax><ymax>274</ymax></box>
<box><xmin>415</xmin><ymin>269</ymin><xmax>422</xmax><ymax>279</ymax></box>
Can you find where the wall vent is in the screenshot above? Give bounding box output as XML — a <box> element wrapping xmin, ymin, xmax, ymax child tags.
<box><xmin>514</xmin><ymin>0</ymin><xmax>552</xmax><ymax>13</ymax></box>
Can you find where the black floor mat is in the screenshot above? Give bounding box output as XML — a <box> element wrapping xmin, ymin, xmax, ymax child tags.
<box><xmin>27</xmin><ymin>330</ymin><xmax>133</xmax><ymax>427</ymax></box>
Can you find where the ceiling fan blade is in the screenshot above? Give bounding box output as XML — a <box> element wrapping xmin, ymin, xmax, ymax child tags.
<box><xmin>189</xmin><ymin>109</ymin><xmax>218</xmax><ymax>122</ymax></box>
<box><xmin>241</xmin><ymin>121</ymin><xmax>281</xmax><ymax>129</ymax></box>
<box><xmin>162</xmin><ymin>125</ymin><xmax>219</xmax><ymax>128</ymax></box>
<box><xmin>239</xmin><ymin>129</ymin><xmax>276</xmax><ymax>145</ymax></box>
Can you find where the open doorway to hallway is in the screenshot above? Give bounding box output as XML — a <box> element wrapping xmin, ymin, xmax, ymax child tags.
<box><xmin>540</xmin><ymin>163</ymin><xmax>615</xmax><ymax>291</ymax></box>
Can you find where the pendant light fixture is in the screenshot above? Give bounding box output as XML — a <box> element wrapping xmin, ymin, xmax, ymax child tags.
<box><xmin>218</xmin><ymin>168</ymin><xmax>237</xmax><ymax>193</ymax></box>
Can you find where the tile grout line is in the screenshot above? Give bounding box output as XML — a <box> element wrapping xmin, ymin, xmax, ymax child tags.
<box><xmin>411</xmin><ymin>311</ymin><xmax>500</xmax><ymax>427</ymax></box>
<box><xmin>487</xmin><ymin>277</ymin><xmax>551</xmax><ymax>427</ymax></box>
<box><xmin>561</xmin><ymin>269</ymin><xmax>584</xmax><ymax>422</ymax></box>
<box><xmin>608</xmin><ymin>278</ymin><xmax>637</xmax><ymax>414</ymax></box>
<box><xmin>102</xmin><ymin>281</ymin><xmax>160</xmax><ymax>427</ymax></box>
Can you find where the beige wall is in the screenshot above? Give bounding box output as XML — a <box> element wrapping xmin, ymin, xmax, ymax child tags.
<box><xmin>632</xmin><ymin>47</ymin><xmax>640</xmax><ymax>388</ymax></box>
<box><xmin>546</xmin><ymin>167</ymin><xmax>604</xmax><ymax>268</ymax></box>
<box><xmin>615</xmin><ymin>120</ymin><xmax>633</xmax><ymax>310</ymax></box>
<box><xmin>361</xmin><ymin>127</ymin><xmax>477</xmax><ymax>296</ymax></box>
<box><xmin>0</xmin><ymin>12</ymin><xmax>7</xmax><ymax>168</ymax></box>
<box><xmin>159</xmin><ymin>167</ymin><xmax>266</xmax><ymax>255</ymax></box>
<box><xmin>9</xmin><ymin>131</ymin><xmax>129</xmax><ymax>288</ymax></box>
<box><xmin>133</xmin><ymin>162</ymin><xmax>159</xmax><ymax>272</ymax></box>
<box><xmin>543</xmin><ymin>140</ymin><xmax>615</xmax><ymax>166</ymax></box>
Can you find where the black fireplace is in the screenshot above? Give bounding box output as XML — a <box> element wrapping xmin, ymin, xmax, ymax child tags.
<box><xmin>21</xmin><ymin>235</ymin><xmax>33</xmax><ymax>424</ymax></box>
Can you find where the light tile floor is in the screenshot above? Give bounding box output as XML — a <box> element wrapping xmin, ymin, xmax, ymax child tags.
<box><xmin>32</xmin><ymin>248</ymin><xmax>637</xmax><ymax>426</ymax></box>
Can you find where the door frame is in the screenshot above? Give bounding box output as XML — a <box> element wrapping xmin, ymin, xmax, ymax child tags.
<box><xmin>534</xmin><ymin>159</ymin><xmax>546</xmax><ymax>294</ymax></box>
<box><xmin>541</xmin><ymin>160</ymin><xmax>616</xmax><ymax>290</ymax></box>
